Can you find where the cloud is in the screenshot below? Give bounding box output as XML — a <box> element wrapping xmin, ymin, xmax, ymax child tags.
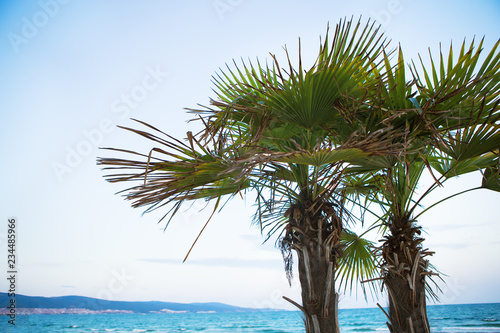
<box><xmin>430</xmin><ymin>242</ymin><xmax>475</xmax><ymax>250</ymax></box>
<box><xmin>139</xmin><ymin>257</ymin><xmax>284</xmax><ymax>270</ymax></box>
<box><xmin>429</xmin><ymin>221</ymin><xmax>496</xmax><ymax>232</ymax></box>
<box><xmin>238</xmin><ymin>233</ymin><xmax>281</xmax><ymax>251</ymax></box>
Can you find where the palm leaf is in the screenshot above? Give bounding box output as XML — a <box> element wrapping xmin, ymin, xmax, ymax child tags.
<box><xmin>482</xmin><ymin>166</ymin><xmax>500</xmax><ymax>191</ymax></box>
<box><xmin>337</xmin><ymin>229</ymin><xmax>379</xmax><ymax>299</ymax></box>
<box><xmin>430</xmin><ymin>152</ymin><xmax>498</xmax><ymax>178</ymax></box>
<box><xmin>439</xmin><ymin>122</ymin><xmax>500</xmax><ymax>162</ymax></box>
<box><xmin>279</xmin><ymin>148</ymin><xmax>368</xmax><ymax>166</ymax></box>
<box><xmin>411</xmin><ymin>38</ymin><xmax>500</xmax><ymax>127</ymax></box>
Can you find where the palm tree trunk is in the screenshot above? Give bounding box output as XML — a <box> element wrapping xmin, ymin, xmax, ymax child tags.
<box><xmin>384</xmin><ymin>271</ymin><xmax>429</xmax><ymax>333</ymax></box>
<box><xmin>281</xmin><ymin>202</ymin><xmax>343</xmax><ymax>333</ymax></box>
<box><xmin>381</xmin><ymin>217</ymin><xmax>432</xmax><ymax>333</ymax></box>
<box><xmin>295</xmin><ymin>244</ymin><xmax>340</xmax><ymax>333</ymax></box>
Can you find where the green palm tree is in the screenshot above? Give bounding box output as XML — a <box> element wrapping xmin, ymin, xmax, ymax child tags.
<box><xmin>98</xmin><ymin>18</ymin><xmax>415</xmax><ymax>332</ymax></box>
<box><xmin>345</xmin><ymin>37</ymin><xmax>500</xmax><ymax>333</ymax></box>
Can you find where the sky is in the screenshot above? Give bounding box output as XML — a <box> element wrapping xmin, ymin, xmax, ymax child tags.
<box><xmin>1</xmin><ymin>0</ymin><xmax>499</xmax><ymax>311</ymax></box>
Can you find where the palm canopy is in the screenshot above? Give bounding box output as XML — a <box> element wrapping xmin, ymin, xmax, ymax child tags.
<box><xmin>341</xmin><ymin>36</ymin><xmax>500</xmax><ymax>311</ymax></box>
<box><xmin>98</xmin><ymin>18</ymin><xmax>434</xmax><ymax>298</ymax></box>
<box><xmin>415</xmin><ymin>37</ymin><xmax>500</xmax><ymax>195</ymax></box>
<box><xmin>332</xmin><ymin>37</ymin><xmax>500</xmax><ymax>332</ymax></box>
<box><xmin>346</xmin><ymin>35</ymin><xmax>500</xmax><ymax>212</ymax></box>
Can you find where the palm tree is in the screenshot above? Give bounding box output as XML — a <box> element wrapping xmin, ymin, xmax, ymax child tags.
<box><xmin>345</xmin><ymin>38</ymin><xmax>500</xmax><ymax>333</ymax></box>
<box><xmin>98</xmin><ymin>18</ymin><xmax>414</xmax><ymax>332</ymax></box>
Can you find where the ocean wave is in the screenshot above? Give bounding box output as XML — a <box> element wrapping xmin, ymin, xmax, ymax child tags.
<box><xmin>443</xmin><ymin>327</ymin><xmax>500</xmax><ymax>331</ymax></box>
<box><xmin>13</xmin><ymin>303</ymin><xmax>500</xmax><ymax>333</ymax></box>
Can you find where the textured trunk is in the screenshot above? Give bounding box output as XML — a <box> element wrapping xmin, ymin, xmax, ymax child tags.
<box><xmin>295</xmin><ymin>244</ymin><xmax>340</xmax><ymax>333</ymax></box>
<box><xmin>281</xmin><ymin>201</ymin><xmax>343</xmax><ymax>333</ymax></box>
<box><xmin>381</xmin><ymin>217</ymin><xmax>432</xmax><ymax>333</ymax></box>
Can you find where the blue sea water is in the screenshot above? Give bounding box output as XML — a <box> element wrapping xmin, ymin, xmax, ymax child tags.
<box><xmin>1</xmin><ymin>303</ymin><xmax>499</xmax><ymax>332</ymax></box>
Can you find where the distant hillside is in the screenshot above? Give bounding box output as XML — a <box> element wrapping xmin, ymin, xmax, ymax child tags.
<box><xmin>0</xmin><ymin>293</ymin><xmax>275</xmax><ymax>313</ymax></box>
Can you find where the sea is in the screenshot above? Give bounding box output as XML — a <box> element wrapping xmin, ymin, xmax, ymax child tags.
<box><xmin>1</xmin><ymin>303</ymin><xmax>499</xmax><ymax>332</ymax></box>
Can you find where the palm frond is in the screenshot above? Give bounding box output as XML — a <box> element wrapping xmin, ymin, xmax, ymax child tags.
<box><xmin>337</xmin><ymin>229</ymin><xmax>379</xmax><ymax>300</ymax></box>
<box><xmin>482</xmin><ymin>166</ymin><xmax>500</xmax><ymax>191</ymax></box>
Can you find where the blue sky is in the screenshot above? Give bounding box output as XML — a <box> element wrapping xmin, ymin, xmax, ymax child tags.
<box><xmin>1</xmin><ymin>0</ymin><xmax>499</xmax><ymax>310</ymax></box>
